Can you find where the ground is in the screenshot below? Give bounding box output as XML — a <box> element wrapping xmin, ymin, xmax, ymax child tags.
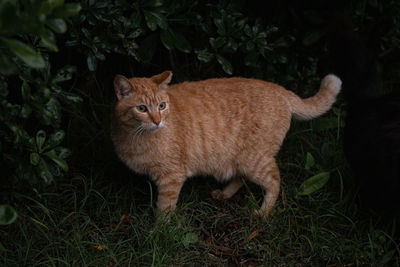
<box><xmin>1</xmin><ymin>114</ymin><xmax>399</xmax><ymax>266</ymax></box>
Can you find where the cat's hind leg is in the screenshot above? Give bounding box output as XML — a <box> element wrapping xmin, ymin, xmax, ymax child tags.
<box><xmin>211</xmin><ymin>176</ymin><xmax>244</xmax><ymax>200</ymax></box>
<box><xmin>246</xmin><ymin>157</ymin><xmax>281</xmax><ymax>219</ymax></box>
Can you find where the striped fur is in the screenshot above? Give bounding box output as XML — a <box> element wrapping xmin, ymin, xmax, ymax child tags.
<box><xmin>111</xmin><ymin>71</ymin><xmax>341</xmax><ymax>218</ymax></box>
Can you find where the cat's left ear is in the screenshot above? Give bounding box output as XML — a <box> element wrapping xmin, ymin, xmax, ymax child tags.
<box><xmin>151</xmin><ymin>71</ymin><xmax>173</xmax><ymax>90</ymax></box>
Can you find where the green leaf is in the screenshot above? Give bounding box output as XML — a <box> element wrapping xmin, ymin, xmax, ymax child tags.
<box><xmin>171</xmin><ymin>31</ymin><xmax>191</xmax><ymax>53</ymax></box>
<box><xmin>61</xmin><ymin>92</ymin><xmax>82</xmax><ymax>103</ymax></box>
<box><xmin>0</xmin><ymin>53</ymin><xmax>18</xmax><ymax>75</ymax></box>
<box><xmin>0</xmin><ymin>205</ymin><xmax>18</xmax><ymax>225</ymax></box>
<box><xmin>44</xmin><ymin>150</ymin><xmax>68</xmax><ymax>171</ymax></box>
<box><xmin>246</xmin><ymin>40</ymin><xmax>255</xmax><ymax>52</ymax></box>
<box><xmin>20</xmin><ymin>104</ymin><xmax>32</xmax><ymax>118</ymax></box>
<box><xmin>182</xmin><ymin>232</ymin><xmax>198</xmax><ymax>248</ymax></box>
<box><xmin>21</xmin><ymin>81</ymin><xmax>31</xmax><ymax>101</ymax></box>
<box><xmin>87</xmin><ymin>53</ymin><xmax>96</xmax><ymax>71</ymax></box>
<box><xmin>52</xmin><ymin>3</ymin><xmax>82</xmax><ymax>18</ymax></box>
<box><xmin>0</xmin><ymin>37</ymin><xmax>45</xmax><ymax>69</ymax></box>
<box><xmin>38</xmin><ymin>107</ymin><xmax>53</xmax><ymax>125</ymax></box>
<box><xmin>305</xmin><ymin>152</ymin><xmax>315</xmax><ymax>171</ymax></box>
<box><xmin>40</xmin><ymin>0</ymin><xmax>64</xmax><ymax>15</ymax></box>
<box><xmin>160</xmin><ymin>29</ymin><xmax>191</xmax><ymax>53</ymax></box>
<box><xmin>0</xmin><ymin>4</ymin><xmax>13</xmax><ymax>32</ymax></box>
<box><xmin>27</xmin><ymin>137</ymin><xmax>36</xmax><ymax>152</ymax></box>
<box><xmin>196</xmin><ymin>49</ymin><xmax>214</xmax><ymax>63</ymax></box>
<box><xmin>213</xmin><ymin>18</ymin><xmax>225</xmax><ymax>35</ymax></box>
<box><xmin>42</xmin><ymin>87</ymin><xmax>51</xmax><ymax>98</ymax></box>
<box><xmin>321</xmin><ymin>142</ymin><xmax>331</xmax><ymax>158</ymax></box>
<box><xmin>53</xmin><ymin>146</ymin><xmax>71</xmax><ymax>159</ymax></box>
<box><xmin>36</xmin><ymin>130</ymin><xmax>46</xmax><ymax>152</ymax></box>
<box><xmin>46</xmin><ymin>97</ymin><xmax>61</xmax><ymax>125</ymax></box>
<box><xmin>209</xmin><ymin>37</ymin><xmax>226</xmax><ymax>49</ymax></box>
<box><xmin>130</xmin><ymin>11</ymin><xmax>142</xmax><ymax>27</ymax></box>
<box><xmin>30</xmin><ymin>152</ymin><xmax>40</xmax><ymax>166</ymax></box>
<box><xmin>95</xmin><ymin>52</ymin><xmax>105</xmax><ymax>61</ymax></box>
<box><xmin>216</xmin><ymin>55</ymin><xmax>232</xmax><ymax>75</ymax></box>
<box><xmin>52</xmin><ymin>65</ymin><xmax>76</xmax><ymax>83</ymax></box>
<box><xmin>244</xmin><ymin>24</ymin><xmax>252</xmax><ymax>37</ymax></box>
<box><xmin>0</xmin><ymin>80</ymin><xmax>8</xmax><ymax>97</ymax></box>
<box><xmin>38</xmin><ymin>158</ymin><xmax>53</xmax><ymax>184</ymax></box>
<box><xmin>224</xmin><ymin>38</ymin><xmax>238</xmax><ymax>52</ymax></box>
<box><xmin>144</xmin><ymin>10</ymin><xmax>167</xmax><ymax>31</ymax></box>
<box><xmin>277</xmin><ymin>55</ymin><xmax>288</xmax><ymax>64</ymax></box>
<box><xmin>47</xmin><ymin>18</ymin><xmax>67</xmax><ymax>34</ymax></box>
<box><xmin>160</xmin><ymin>29</ymin><xmax>174</xmax><ymax>50</ymax></box>
<box><xmin>40</xmin><ymin>29</ymin><xmax>58</xmax><ymax>52</ymax></box>
<box><xmin>44</xmin><ymin>130</ymin><xmax>65</xmax><ymax>149</ymax></box>
<box><xmin>298</xmin><ymin>172</ymin><xmax>330</xmax><ymax>196</ymax></box>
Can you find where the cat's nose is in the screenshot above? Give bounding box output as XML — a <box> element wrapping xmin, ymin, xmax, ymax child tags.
<box><xmin>150</xmin><ymin>113</ymin><xmax>161</xmax><ymax>126</ymax></box>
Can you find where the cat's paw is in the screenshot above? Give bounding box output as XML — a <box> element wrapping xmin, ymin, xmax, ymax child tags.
<box><xmin>211</xmin><ymin>189</ymin><xmax>225</xmax><ymax>200</ymax></box>
<box><xmin>321</xmin><ymin>74</ymin><xmax>342</xmax><ymax>94</ymax></box>
<box><xmin>253</xmin><ymin>209</ymin><xmax>270</xmax><ymax>220</ymax></box>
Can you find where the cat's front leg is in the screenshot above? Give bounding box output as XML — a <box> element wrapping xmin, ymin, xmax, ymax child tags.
<box><xmin>155</xmin><ymin>172</ymin><xmax>185</xmax><ymax>213</ymax></box>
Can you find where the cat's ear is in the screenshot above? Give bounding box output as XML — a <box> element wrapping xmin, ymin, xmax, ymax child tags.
<box><xmin>114</xmin><ymin>75</ymin><xmax>133</xmax><ymax>100</ymax></box>
<box><xmin>151</xmin><ymin>70</ymin><xmax>173</xmax><ymax>90</ymax></box>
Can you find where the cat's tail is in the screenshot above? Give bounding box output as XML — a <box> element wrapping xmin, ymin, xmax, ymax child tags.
<box><xmin>288</xmin><ymin>74</ymin><xmax>342</xmax><ymax>120</ymax></box>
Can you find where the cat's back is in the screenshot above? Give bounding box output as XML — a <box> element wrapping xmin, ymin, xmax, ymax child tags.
<box><xmin>168</xmin><ymin>77</ymin><xmax>285</xmax><ymax>99</ymax></box>
<box><xmin>166</xmin><ymin>77</ymin><xmax>291</xmax><ymax>128</ymax></box>
<box><xmin>166</xmin><ymin>77</ymin><xmax>291</xmax><ymax>116</ymax></box>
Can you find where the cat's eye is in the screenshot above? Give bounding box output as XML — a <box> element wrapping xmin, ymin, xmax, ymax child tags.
<box><xmin>137</xmin><ymin>105</ymin><xmax>148</xmax><ymax>112</ymax></box>
<box><xmin>159</xmin><ymin>102</ymin><xmax>166</xmax><ymax>110</ymax></box>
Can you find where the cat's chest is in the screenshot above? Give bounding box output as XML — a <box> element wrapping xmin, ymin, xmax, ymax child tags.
<box><xmin>116</xmin><ymin>135</ymin><xmax>169</xmax><ymax>175</ymax></box>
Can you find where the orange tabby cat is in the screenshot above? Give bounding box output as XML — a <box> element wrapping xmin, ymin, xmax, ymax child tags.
<box><xmin>111</xmin><ymin>71</ymin><xmax>341</xmax><ymax>218</ymax></box>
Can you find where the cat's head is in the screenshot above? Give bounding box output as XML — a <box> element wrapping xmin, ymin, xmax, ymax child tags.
<box><xmin>113</xmin><ymin>71</ymin><xmax>172</xmax><ymax>132</ymax></box>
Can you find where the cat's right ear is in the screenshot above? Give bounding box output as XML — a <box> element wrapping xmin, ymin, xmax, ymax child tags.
<box><xmin>114</xmin><ymin>75</ymin><xmax>133</xmax><ymax>100</ymax></box>
<box><xmin>151</xmin><ymin>71</ymin><xmax>173</xmax><ymax>90</ymax></box>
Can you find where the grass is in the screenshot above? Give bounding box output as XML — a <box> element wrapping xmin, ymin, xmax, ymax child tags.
<box><xmin>2</xmin><ymin>117</ymin><xmax>400</xmax><ymax>266</ymax></box>
<box><xmin>1</xmin><ymin>74</ymin><xmax>400</xmax><ymax>266</ymax></box>
<box><xmin>2</xmin><ymin>170</ymin><xmax>399</xmax><ymax>266</ymax></box>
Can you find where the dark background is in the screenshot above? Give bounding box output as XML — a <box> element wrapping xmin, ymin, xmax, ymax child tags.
<box><xmin>1</xmin><ymin>0</ymin><xmax>400</xmax><ymax>265</ymax></box>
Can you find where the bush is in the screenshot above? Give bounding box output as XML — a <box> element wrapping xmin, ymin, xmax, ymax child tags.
<box><xmin>65</xmin><ymin>0</ymin><xmax>299</xmax><ymax>80</ymax></box>
<box><xmin>0</xmin><ymin>0</ymin><xmax>81</xmax><ymax>189</ymax></box>
<box><xmin>3</xmin><ymin>0</ymin><xmax>399</xmax><ymax>210</ymax></box>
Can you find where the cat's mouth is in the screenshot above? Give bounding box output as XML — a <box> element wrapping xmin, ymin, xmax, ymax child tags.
<box><xmin>146</xmin><ymin>122</ymin><xmax>165</xmax><ymax>133</ymax></box>
<box><xmin>130</xmin><ymin>122</ymin><xmax>164</xmax><ymax>137</ymax></box>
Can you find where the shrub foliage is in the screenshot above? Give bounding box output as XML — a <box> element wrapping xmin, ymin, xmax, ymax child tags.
<box><xmin>0</xmin><ymin>0</ymin><xmax>81</xmax><ymax>187</ymax></box>
<box><xmin>1</xmin><ymin>0</ymin><xmax>399</xmax><ymax>219</ymax></box>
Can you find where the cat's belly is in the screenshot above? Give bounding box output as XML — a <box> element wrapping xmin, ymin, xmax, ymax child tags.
<box><xmin>183</xmin><ymin>134</ymin><xmax>242</xmax><ymax>181</ymax></box>
<box><xmin>186</xmin><ymin>157</ymin><xmax>236</xmax><ymax>181</ymax></box>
